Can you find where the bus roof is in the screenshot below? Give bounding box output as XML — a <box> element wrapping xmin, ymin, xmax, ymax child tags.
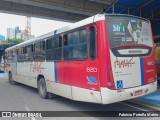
<box><xmin>6</xmin><ymin>13</ymin><xmax>150</xmax><ymax>51</ymax></box>
<box><xmin>6</xmin><ymin>14</ymin><xmax>106</xmax><ymax>51</ymax></box>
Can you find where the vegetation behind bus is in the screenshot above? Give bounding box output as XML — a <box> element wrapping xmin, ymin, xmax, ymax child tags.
<box><xmin>1</xmin><ymin>38</ymin><xmax>24</xmax><ymax>44</ymax></box>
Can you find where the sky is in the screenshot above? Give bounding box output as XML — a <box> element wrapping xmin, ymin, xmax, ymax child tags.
<box><xmin>0</xmin><ymin>12</ymin><xmax>72</xmax><ymax>38</ymax></box>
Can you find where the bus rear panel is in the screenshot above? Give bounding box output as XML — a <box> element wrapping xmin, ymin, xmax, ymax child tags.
<box><xmin>100</xmin><ymin>15</ymin><xmax>157</xmax><ymax>104</ymax></box>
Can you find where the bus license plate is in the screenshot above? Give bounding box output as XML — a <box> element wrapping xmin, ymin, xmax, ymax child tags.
<box><xmin>134</xmin><ymin>90</ymin><xmax>143</xmax><ymax>96</ymax></box>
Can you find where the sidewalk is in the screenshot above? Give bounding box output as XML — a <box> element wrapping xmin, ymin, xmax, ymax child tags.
<box><xmin>129</xmin><ymin>82</ymin><xmax>160</xmax><ymax>111</ymax></box>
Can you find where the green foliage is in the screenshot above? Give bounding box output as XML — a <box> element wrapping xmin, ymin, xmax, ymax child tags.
<box><xmin>2</xmin><ymin>38</ymin><xmax>24</xmax><ymax>44</ymax></box>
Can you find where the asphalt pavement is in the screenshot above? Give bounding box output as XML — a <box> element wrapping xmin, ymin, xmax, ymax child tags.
<box><xmin>128</xmin><ymin>78</ymin><xmax>160</xmax><ymax>111</ymax></box>
<box><xmin>0</xmin><ymin>74</ymin><xmax>159</xmax><ymax>120</ymax></box>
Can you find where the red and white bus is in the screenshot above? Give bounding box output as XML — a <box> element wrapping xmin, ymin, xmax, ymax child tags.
<box><xmin>5</xmin><ymin>14</ymin><xmax>157</xmax><ymax>104</ymax></box>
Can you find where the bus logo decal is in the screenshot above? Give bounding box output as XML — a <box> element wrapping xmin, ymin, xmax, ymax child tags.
<box><xmin>86</xmin><ymin>76</ymin><xmax>97</xmax><ymax>83</ymax></box>
<box><xmin>30</xmin><ymin>62</ymin><xmax>44</xmax><ymax>73</ymax></box>
<box><xmin>113</xmin><ymin>23</ymin><xmax>125</xmax><ymax>32</ymax></box>
<box><xmin>114</xmin><ymin>57</ymin><xmax>135</xmax><ymax>68</ymax></box>
<box><xmin>116</xmin><ymin>80</ymin><xmax>123</xmax><ymax>89</ymax></box>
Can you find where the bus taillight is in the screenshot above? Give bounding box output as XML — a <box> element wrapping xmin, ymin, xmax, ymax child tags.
<box><xmin>107</xmin><ymin>67</ymin><xmax>115</xmax><ymax>89</ymax></box>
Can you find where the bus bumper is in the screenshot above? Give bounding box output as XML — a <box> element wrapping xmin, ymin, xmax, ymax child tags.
<box><xmin>100</xmin><ymin>81</ymin><xmax>157</xmax><ymax>104</ymax></box>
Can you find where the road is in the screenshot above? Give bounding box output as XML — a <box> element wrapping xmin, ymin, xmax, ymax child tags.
<box><xmin>0</xmin><ymin>74</ymin><xmax>159</xmax><ymax>120</ymax></box>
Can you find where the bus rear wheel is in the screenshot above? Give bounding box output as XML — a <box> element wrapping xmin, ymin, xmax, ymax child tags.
<box><xmin>38</xmin><ymin>78</ymin><xmax>48</xmax><ymax>99</ymax></box>
<box><xmin>9</xmin><ymin>72</ymin><xmax>17</xmax><ymax>85</ymax></box>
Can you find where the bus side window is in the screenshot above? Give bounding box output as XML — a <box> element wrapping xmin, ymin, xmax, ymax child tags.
<box><xmin>89</xmin><ymin>26</ymin><xmax>96</xmax><ymax>60</ymax></box>
<box><xmin>46</xmin><ymin>36</ymin><xmax>62</xmax><ymax>61</ymax></box>
<box><xmin>46</xmin><ymin>37</ymin><xmax>53</xmax><ymax>61</ymax></box>
<box><xmin>22</xmin><ymin>47</ymin><xmax>25</xmax><ymax>62</ymax></box>
<box><xmin>63</xmin><ymin>34</ymin><xmax>70</xmax><ymax>60</ymax></box>
<box><xmin>46</xmin><ymin>37</ymin><xmax>52</xmax><ymax>49</ymax></box>
<box><xmin>79</xmin><ymin>29</ymin><xmax>87</xmax><ymax>59</ymax></box>
<box><xmin>56</xmin><ymin>36</ymin><xmax>62</xmax><ymax>60</ymax></box>
<box><xmin>8</xmin><ymin>51</ymin><xmax>13</xmax><ymax>63</ymax></box>
<box><xmin>71</xmin><ymin>29</ymin><xmax>87</xmax><ymax>60</ymax></box>
<box><xmin>12</xmin><ymin>49</ymin><xmax>17</xmax><ymax>63</ymax></box>
<box><xmin>59</xmin><ymin>36</ymin><xmax>62</xmax><ymax>47</ymax></box>
<box><xmin>35</xmin><ymin>42</ymin><xmax>41</xmax><ymax>52</ymax></box>
<box><xmin>25</xmin><ymin>44</ymin><xmax>34</xmax><ymax>62</ymax></box>
<box><xmin>34</xmin><ymin>41</ymin><xmax>45</xmax><ymax>62</ymax></box>
<box><xmin>41</xmin><ymin>41</ymin><xmax>45</xmax><ymax>51</ymax></box>
<box><xmin>64</xmin><ymin>34</ymin><xmax>68</xmax><ymax>46</ymax></box>
<box><xmin>17</xmin><ymin>47</ymin><xmax>24</xmax><ymax>62</ymax></box>
<box><xmin>63</xmin><ymin>29</ymin><xmax>87</xmax><ymax>60</ymax></box>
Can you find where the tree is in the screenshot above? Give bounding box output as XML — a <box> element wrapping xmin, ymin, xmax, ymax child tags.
<box><xmin>1</xmin><ymin>38</ymin><xmax>24</xmax><ymax>44</ymax></box>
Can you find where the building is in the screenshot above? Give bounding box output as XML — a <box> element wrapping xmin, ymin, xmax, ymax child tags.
<box><xmin>15</xmin><ymin>26</ymin><xmax>20</xmax><ymax>33</ymax></box>
<box><xmin>7</xmin><ymin>28</ymin><xmax>16</xmax><ymax>39</ymax></box>
<box><xmin>7</xmin><ymin>26</ymin><xmax>20</xmax><ymax>39</ymax></box>
<box><xmin>7</xmin><ymin>26</ymin><xmax>35</xmax><ymax>40</ymax></box>
<box><xmin>16</xmin><ymin>32</ymin><xmax>23</xmax><ymax>39</ymax></box>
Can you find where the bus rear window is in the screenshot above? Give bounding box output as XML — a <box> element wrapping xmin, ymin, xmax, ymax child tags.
<box><xmin>106</xmin><ymin>16</ymin><xmax>153</xmax><ymax>57</ymax></box>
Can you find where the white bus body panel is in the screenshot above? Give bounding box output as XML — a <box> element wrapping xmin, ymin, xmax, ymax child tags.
<box><xmin>47</xmin><ymin>81</ymin><xmax>156</xmax><ymax>104</ymax></box>
<box><xmin>48</xmin><ymin>82</ymin><xmax>72</xmax><ymax>99</ymax></box>
<box><xmin>17</xmin><ymin>63</ymin><xmax>26</xmax><ymax>76</ymax></box>
<box><xmin>101</xmin><ymin>81</ymin><xmax>157</xmax><ymax>104</ymax></box>
<box><xmin>44</xmin><ymin>62</ymin><xmax>56</xmax><ymax>82</ymax></box>
<box><xmin>71</xmin><ymin>86</ymin><xmax>102</xmax><ymax>103</ymax></box>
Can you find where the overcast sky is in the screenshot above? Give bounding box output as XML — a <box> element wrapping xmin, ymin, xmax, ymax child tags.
<box><xmin>0</xmin><ymin>12</ymin><xmax>72</xmax><ymax>38</ymax></box>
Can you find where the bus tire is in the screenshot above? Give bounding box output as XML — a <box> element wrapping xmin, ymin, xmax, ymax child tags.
<box><xmin>8</xmin><ymin>72</ymin><xmax>17</xmax><ymax>85</ymax></box>
<box><xmin>38</xmin><ymin>78</ymin><xmax>48</xmax><ymax>99</ymax></box>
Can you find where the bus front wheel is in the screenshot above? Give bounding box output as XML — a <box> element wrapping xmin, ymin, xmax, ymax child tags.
<box><xmin>38</xmin><ymin>78</ymin><xmax>48</xmax><ymax>99</ymax></box>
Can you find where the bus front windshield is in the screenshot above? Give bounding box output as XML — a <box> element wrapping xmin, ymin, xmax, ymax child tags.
<box><xmin>106</xmin><ymin>15</ymin><xmax>153</xmax><ymax>57</ymax></box>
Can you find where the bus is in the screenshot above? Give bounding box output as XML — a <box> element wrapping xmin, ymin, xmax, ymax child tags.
<box><xmin>5</xmin><ymin>14</ymin><xmax>157</xmax><ymax>104</ymax></box>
